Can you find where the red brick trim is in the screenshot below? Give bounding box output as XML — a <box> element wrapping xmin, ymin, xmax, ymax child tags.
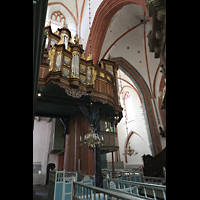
<box><xmin>85</xmin><ymin>0</ymin><xmax>150</xmax><ymax>65</ymax></box>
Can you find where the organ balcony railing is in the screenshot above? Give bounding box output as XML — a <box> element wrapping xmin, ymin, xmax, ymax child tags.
<box><xmin>38</xmin><ymin>23</ymin><xmax>122</xmax><ymax>117</ymax></box>
<box><xmin>99</xmin><ymin>116</ymin><xmax>119</xmax><ymax>154</ymax></box>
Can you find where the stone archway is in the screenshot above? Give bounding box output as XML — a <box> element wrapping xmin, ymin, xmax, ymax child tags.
<box><xmin>112</xmin><ymin>57</ymin><xmax>162</xmax><ymax>156</ymax></box>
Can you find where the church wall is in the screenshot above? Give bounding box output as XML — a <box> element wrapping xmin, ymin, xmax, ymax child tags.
<box><xmin>33</xmin><ymin>118</ymin><xmax>53</xmax><ymax>185</ymax></box>
<box><xmin>106</xmin><ymin>71</ymin><xmax>152</xmax><ymax>167</ymax></box>
<box><xmin>120</xmin><ymin>88</ymin><xmax>151</xmax><ymax>167</ymax></box>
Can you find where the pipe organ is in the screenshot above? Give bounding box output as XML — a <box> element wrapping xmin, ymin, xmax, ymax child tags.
<box><xmin>38</xmin><ymin>23</ymin><xmax>123</xmax><ymax>180</ymax></box>
<box><xmin>39</xmin><ymin>24</ymin><xmax>122</xmax><ymax>117</ymax></box>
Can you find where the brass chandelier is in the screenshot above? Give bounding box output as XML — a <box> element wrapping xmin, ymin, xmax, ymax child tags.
<box><xmin>125</xmin><ymin>142</ymin><xmax>138</xmax><ymax>156</ymax></box>
<box><xmin>80</xmin><ymin>124</ymin><xmax>104</xmax><ymax>150</ymax></box>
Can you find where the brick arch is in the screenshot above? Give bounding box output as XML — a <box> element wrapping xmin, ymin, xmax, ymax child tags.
<box><xmin>112</xmin><ymin>57</ymin><xmax>162</xmax><ymax>155</ymax></box>
<box><xmin>85</xmin><ymin>0</ymin><xmax>150</xmax><ymax>65</ymax></box>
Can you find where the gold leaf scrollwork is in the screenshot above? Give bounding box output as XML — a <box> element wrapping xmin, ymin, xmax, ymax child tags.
<box><xmin>114</xmin><ymin>68</ymin><xmax>118</xmax><ymax>75</ymax></box>
<box><xmin>57</xmin><ymin>51</ymin><xmax>62</xmax><ymax>57</ymax></box>
<box><xmin>107</xmin><ymin>75</ymin><xmax>111</xmax><ymax>81</ymax></box>
<box><xmin>74</xmin><ymin>34</ymin><xmax>80</xmax><ymax>45</ymax></box>
<box><xmin>48</xmin><ymin>45</ymin><xmax>56</xmax><ymax>71</ymax></box>
<box><xmin>80</xmin><ymin>52</ymin><xmax>85</xmax><ymax>60</ymax></box>
<box><xmin>72</xmin><ymin>51</ymin><xmax>80</xmax><ymax>57</ymax></box>
<box><xmin>100</xmin><ymin>61</ymin><xmax>104</xmax><ymax>68</ymax></box>
<box><xmin>71</xmin><ymin>73</ymin><xmax>80</xmax><ymax>79</ymax></box>
<box><xmin>86</xmin><ymin>53</ymin><xmax>92</xmax><ymax>61</ymax></box>
<box><xmin>67</xmin><ymin>46</ymin><xmax>71</xmax><ymax>51</ymax></box>
<box><xmin>100</xmin><ymin>72</ymin><xmax>104</xmax><ymax>78</ymax></box>
<box><xmin>58</xmin><ymin>33</ymin><xmax>68</xmax><ymax>45</ymax></box>
<box><xmin>70</xmin><ymin>35</ymin><xmax>74</xmax><ymax>43</ymax></box>
<box><xmin>92</xmin><ymin>67</ymin><xmax>97</xmax><ymax>87</ymax></box>
<box><xmin>54</xmin><ymin>30</ymin><xmax>59</xmax><ymax>36</ymax></box>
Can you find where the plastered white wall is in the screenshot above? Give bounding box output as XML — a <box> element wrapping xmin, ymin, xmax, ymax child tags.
<box><xmin>107</xmin><ymin>70</ymin><xmax>152</xmax><ymax>167</ymax></box>
<box><xmin>33</xmin><ymin>118</ymin><xmax>58</xmax><ymax>185</ymax></box>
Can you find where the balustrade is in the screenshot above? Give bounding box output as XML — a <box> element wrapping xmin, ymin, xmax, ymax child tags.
<box><xmin>102</xmin><ymin>168</ymin><xmax>144</xmax><ymax>181</ymax></box>
<box><xmin>72</xmin><ymin>181</ymin><xmax>147</xmax><ymax>200</ymax></box>
<box><xmin>106</xmin><ymin>178</ymin><xmax>166</xmax><ymax>200</ymax></box>
<box><xmin>48</xmin><ymin>169</ymin><xmax>166</xmax><ymax>200</ymax></box>
<box><xmin>143</xmin><ymin>176</ymin><xmax>165</xmax><ymax>185</ymax></box>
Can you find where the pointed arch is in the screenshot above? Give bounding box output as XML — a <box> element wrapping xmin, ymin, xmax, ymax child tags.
<box><xmin>118</xmin><ymin>77</ymin><xmax>143</xmax><ymax>104</ymax></box>
<box><xmin>85</xmin><ymin>0</ymin><xmax>151</xmax><ymax>65</ymax></box>
<box><xmin>124</xmin><ymin>131</ymin><xmax>147</xmax><ymax>163</ymax></box>
<box><xmin>112</xmin><ymin>57</ymin><xmax>162</xmax><ymax>155</ymax></box>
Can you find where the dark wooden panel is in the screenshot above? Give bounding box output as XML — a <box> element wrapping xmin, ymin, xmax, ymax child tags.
<box><xmin>95</xmin><ymin>79</ymin><xmax>99</xmax><ymax>91</ymax></box>
<box><xmin>109</xmin><ymin>134</ymin><xmax>115</xmax><ymax>146</ymax></box>
<box><xmin>100</xmin><ymin>81</ymin><xmax>106</xmax><ymax>93</ymax></box>
<box><xmin>107</xmin><ymin>84</ymin><xmax>113</xmax><ymax>97</ymax></box>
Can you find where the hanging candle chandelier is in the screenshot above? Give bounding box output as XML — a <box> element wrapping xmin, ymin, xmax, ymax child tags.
<box><xmin>125</xmin><ymin>142</ymin><xmax>138</xmax><ymax>156</ymax></box>
<box><xmin>80</xmin><ymin>124</ymin><xmax>104</xmax><ymax>150</ymax></box>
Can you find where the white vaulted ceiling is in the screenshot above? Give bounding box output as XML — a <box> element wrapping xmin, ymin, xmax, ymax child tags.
<box><xmin>45</xmin><ymin>0</ymin><xmax>162</xmax><ymax>100</ymax></box>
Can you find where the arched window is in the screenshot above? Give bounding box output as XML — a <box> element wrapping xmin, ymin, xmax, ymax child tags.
<box><xmin>124</xmin><ymin>91</ymin><xmax>134</xmax><ymax>120</ymax></box>
<box><xmin>51</xmin><ymin>11</ymin><xmax>66</xmax><ymax>24</ymax></box>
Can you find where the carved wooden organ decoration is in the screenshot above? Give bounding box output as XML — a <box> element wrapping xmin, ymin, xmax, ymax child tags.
<box><xmin>39</xmin><ymin>24</ymin><xmax>122</xmax><ymax>116</ymax></box>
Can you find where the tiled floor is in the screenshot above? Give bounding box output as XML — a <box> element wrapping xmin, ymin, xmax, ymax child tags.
<box><xmin>33</xmin><ymin>185</ymin><xmax>48</xmax><ymax>200</ymax></box>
